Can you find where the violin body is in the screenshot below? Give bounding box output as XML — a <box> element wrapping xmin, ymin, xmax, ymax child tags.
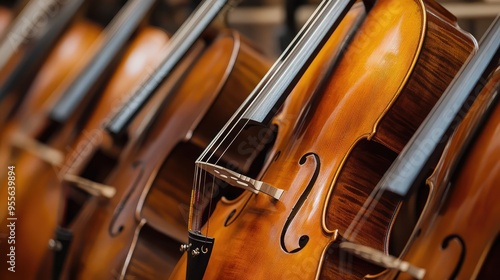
<box><xmin>60</xmin><ymin>29</ymin><xmax>271</xmax><ymax>279</ymax></box>
<box><xmin>170</xmin><ymin>0</ymin><xmax>476</xmax><ymax>279</ymax></box>
<box><xmin>381</xmin><ymin>67</ymin><xmax>500</xmax><ymax>280</ymax></box>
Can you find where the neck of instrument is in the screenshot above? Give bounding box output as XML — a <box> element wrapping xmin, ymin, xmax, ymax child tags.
<box><xmin>0</xmin><ymin>0</ymin><xmax>85</xmax><ymax>101</ymax></box>
<box><xmin>104</xmin><ymin>0</ymin><xmax>233</xmax><ymax>138</ymax></box>
<box><xmin>48</xmin><ymin>0</ymin><xmax>156</xmax><ymax>124</ymax></box>
<box><xmin>198</xmin><ymin>0</ymin><xmax>357</xmax><ymax>162</ymax></box>
<box><xmin>0</xmin><ymin>0</ymin><xmax>63</xmax><ymax>70</ymax></box>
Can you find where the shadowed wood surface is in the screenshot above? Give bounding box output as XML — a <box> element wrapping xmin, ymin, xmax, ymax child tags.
<box><xmin>61</xmin><ymin>30</ymin><xmax>271</xmax><ymax>279</ymax></box>
<box><xmin>0</xmin><ymin>21</ymin><xmax>102</xmax><ymax>279</ymax></box>
<box><xmin>381</xmin><ymin>67</ymin><xmax>500</xmax><ymax>280</ymax></box>
<box><xmin>0</xmin><ymin>27</ymin><xmax>165</xmax><ymax>280</ymax></box>
<box><xmin>0</xmin><ymin>20</ymin><xmax>101</xmax><ymax>126</ymax></box>
<box><xmin>56</xmin><ymin>27</ymin><xmax>176</xmax><ymax>279</ymax></box>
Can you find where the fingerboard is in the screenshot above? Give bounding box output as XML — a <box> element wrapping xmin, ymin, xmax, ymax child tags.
<box><xmin>105</xmin><ymin>0</ymin><xmax>236</xmax><ymax>137</ymax></box>
<box><xmin>381</xmin><ymin>16</ymin><xmax>500</xmax><ymax>197</ymax></box>
<box><xmin>49</xmin><ymin>0</ymin><xmax>156</xmax><ymax>123</ymax></box>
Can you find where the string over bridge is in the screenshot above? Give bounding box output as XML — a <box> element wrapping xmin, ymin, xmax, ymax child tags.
<box><xmin>196</xmin><ymin>162</ymin><xmax>284</xmax><ymax>200</ymax></box>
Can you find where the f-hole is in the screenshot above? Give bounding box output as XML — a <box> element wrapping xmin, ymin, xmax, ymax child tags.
<box><xmin>441</xmin><ymin>234</ymin><xmax>466</xmax><ymax>279</ymax></box>
<box><xmin>109</xmin><ymin>161</ymin><xmax>145</xmax><ymax>236</ymax></box>
<box><xmin>280</xmin><ymin>152</ymin><xmax>320</xmax><ymax>253</ymax></box>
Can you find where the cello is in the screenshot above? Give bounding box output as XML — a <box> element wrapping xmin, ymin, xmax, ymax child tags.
<box><xmin>0</xmin><ymin>1</ymin><xmax>159</xmax><ymax>278</ymax></box>
<box><xmin>169</xmin><ymin>0</ymin><xmax>476</xmax><ymax>279</ymax></box>
<box><xmin>342</xmin><ymin>17</ymin><xmax>499</xmax><ymax>279</ymax></box>
<box><xmin>0</xmin><ymin>0</ymin><xmax>98</xmax><ymax>127</ymax></box>
<box><xmin>56</xmin><ymin>1</ymin><xmax>271</xmax><ymax>278</ymax></box>
<box><xmin>397</xmin><ymin>69</ymin><xmax>500</xmax><ymax>279</ymax></box>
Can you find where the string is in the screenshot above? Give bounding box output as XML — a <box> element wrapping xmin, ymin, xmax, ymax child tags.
<box><xmin>193</xmin><ymin>0</ymin><xmax>356</xmax><ymax>238</ymax></box>
<box><xmin>192</xmin><ymin>26</ymin><xmax>289</xmax><ymax>235</ymax></box>
<box><xmin>196</xmin><ymin>0</ymin><xmax>333</xmax><ymax>163</ymax></box>
<box><xmin>193</xmin><ymin>41</ymin><xmax>292</xmax><ymax>235</ymax></box>
<box><xmin>196</xmin><ymin>0</ymin><xmax>334</xmax><ymax>172</ymax></box>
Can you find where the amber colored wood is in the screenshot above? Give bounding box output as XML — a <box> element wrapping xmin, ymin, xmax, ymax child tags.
<box><xmin>0</xmin><ymin>21</ymin><xmax>101</xmax><ymax>131</ymax></box>
<box><xmin>0</xmin><ymin>20</ymin><xmax>101</xmax><ymax>186</ymax></box>
<box><xmin>125</xmin><ymin>223</ymin><xmax>184</xmax><ymax>279</ymax></box>
<box><xmin>381</xmin><ymin>67</ymin><xmax>500</xmax><ymax>280</ymax></box>
<box><xmin>0</xmin><ymin>1</ymin><xmax>77</xmax><ymax>115</ymax></box>
<box><xmin>57</xmin><ymin>31</ymin><xmax>205</xmax><ymax>280</ymax></box>
<box><xmin>374</xmin><ymin>0</ymin><xmax>477</xmax><ymax>152</ymax></box>
<box><xmin>58</xmin><ymin>30</ymin><xmax>271</xmax><ymax>279</ymax></box>
<box><xmin>141</xmin><ymin>32</ymin><xmax>272</xmax><ymax>239</ymax></box>
<box><xmin>0</xmin><ymin>6</ymin><xmax>12</xmax><ymax>36</ymax></box>
<box><xmin>169</xmin><ymin>3</ymin><xmax>367</xmax><ymax>279</ymax></box>
<box><xmin>62</xmin><ymin>26</ymin><xmax>170</xmax><ymax>146</ymax></box>
<box><xmin>0</xmin><ymin>27</ymin><xmax>166</xmax><ymax>279</ymax></box>
<box><xmin>169</xmin><ymin>0</ymin><xmax>476</xmax><ymax>279</ymax></box>
<box><xmin>0</xmin><ymin>21</ymin><xmax>100</xmax><ymax>279</ymax></box>
<box><xmin>55</xmin><ymin>27</ymin><xmax>172</xmax><ymax>279</ymax></box>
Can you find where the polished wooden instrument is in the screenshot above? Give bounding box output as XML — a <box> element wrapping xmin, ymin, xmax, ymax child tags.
<box><xmin>0</xmin><ymin>0</ymin><xmax>88</xmax><ymax>124</ymax></box>
<box><xmin>169</xmin><ymin>0</ymin><xmax>477</xmax><ymax>279</ymax></box>
<box><xmin>393</xmin><ymin>61</ymin><xmax>500</xmax><ymax>280</ymax></box>
<box><xmin>57</xmin><ymin>27</ymin><xmax>172</xmax><ymax>279</ymax></box>
<box><xmin>0</xmin><ymin>15</ymin><xmax>102</xmax><ymax>277</ymax></box>
<box><xmin>0</xmin><ymin>20</ymin><xmax>101</xmax><ymax>131</ymax></box>
<box><xmin>54</xmin><ymin>0</ymin><xmax>272</xmax><ymax>278</ymax></box>
<box><xmin>342</xmin><ymin>17</ymin><xmax>499</xmax><ymax>279</ymax></box>
<box><xmin>61</xmin><ymin>30</ymin><xmax>270</xmax><ymax>280</ymax></box>
<box><xmin>0</xmin><ymin>1</ymin><xmax>157</xmax><ymax>278</ymax></box>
